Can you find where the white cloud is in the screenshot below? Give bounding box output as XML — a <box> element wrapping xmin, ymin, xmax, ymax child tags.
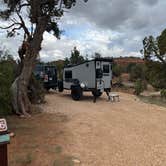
<box><xmin>0</xmin><ymin>0</ymin><xmax>165</xmax><ymax>62</ymax></box>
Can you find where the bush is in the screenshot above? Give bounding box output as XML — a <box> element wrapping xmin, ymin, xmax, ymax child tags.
<box><xmin>126</xmin><ymin>63</ymin><xmax>136</xmax><ymax>73</ymax></box>
<box><xmin>0</xmin><ymin>59</ymin><xmax>15</xmax><ymax>116</ymax></box>
<box><xmin>134</xmin><ymin>79</ymin><xmax>145</xmax><ymax>96</ymax></box>
<box><xmin>129</xmin><ymin>64</ymin><xmax>146</xmax><ymax>81</ymax></box>
<box><xmin>161</xmin><ymin>89</ymin><xmax>166</xmax><ymax>99</ymax></box>
<box><xmin>145</xmin><ymin>62</ymin><xmax>166</xmax><ymax>89</ymax></box>
<box><xmin>112</xmin><ymin>64</ymin><xmax>122</xmax><ymax>77</ymax></box>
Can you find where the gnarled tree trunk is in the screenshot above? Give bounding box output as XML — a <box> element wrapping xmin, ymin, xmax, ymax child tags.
<box><xmin>11</xmin><ymin>17</ymin><xmax>48</xmax><ymax>117</ymax></box>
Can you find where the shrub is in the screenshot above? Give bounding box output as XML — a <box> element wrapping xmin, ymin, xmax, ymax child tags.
<box><xmin>129</xmin><ymin>64</ymin><xmax>146</xmax><ymax>81</ymax></box>
<box><xmin>134</xmin><ymin>79</ymin><xmax>145</xmax><ymax>96</ymax></box>
<box><xmin>0</xmin><ymin>59</ymin><xmax>15</xmax><ymax>116</ymax></box>
<box><xmin>126</xmin><ymin>63</ymin><xmax>136</xmax><ymax>73</ymax></box>
<box><xmin>112</xmin><ymin>64</ymin><xmax>122</xmax><ymax>77</ymax></box>
<box><xmin>145</xmin><ymin>62</ymin><xmax>166</xmax><ymax>89</ymax></box>
<box><xmin>161</xmin><ymin>89</ymin><xmax>166</xmax><ymax>99</ymax></box>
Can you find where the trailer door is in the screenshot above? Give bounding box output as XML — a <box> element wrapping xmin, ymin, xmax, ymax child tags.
<box><xmin>96</xmin><ymin>61</ymin><xmax>104</xmax><ymax>92</ymax></box>
<box><xmin>102</xmin><ymin>62</ymin><xmax>112</xmax><ymax>89</ymax></box>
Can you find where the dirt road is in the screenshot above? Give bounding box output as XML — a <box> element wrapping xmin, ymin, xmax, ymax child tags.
<box><xmin>42</xmin><ymin>91</ymin><xmax>166</xmax><ymax>166</ymax></box>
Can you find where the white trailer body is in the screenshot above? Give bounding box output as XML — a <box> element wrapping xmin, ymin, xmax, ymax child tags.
<box><xmin>63</xmin><ymin>60</ymin><xmax>96</xmax><ymax>90</ymax></box>
<box><xmin>58</xmin><ymin>58</ymin><xmax>113</xmax><ymax>101</ymax></box>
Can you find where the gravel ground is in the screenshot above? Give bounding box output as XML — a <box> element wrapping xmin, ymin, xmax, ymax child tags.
<box><xmin>43</xmin><ymin>90</ymin><xmax>166</xmax><ymax>166</ymax></box>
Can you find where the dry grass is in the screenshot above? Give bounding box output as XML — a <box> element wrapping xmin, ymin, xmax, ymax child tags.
<box><xmin>139</xmin><ymin>95</ymin><xmax>166</xmax><ymax>108</ymax></box>
<box><xmin>7</xmin><ymin>113</ymin><xmax>72</xmax><ymax>166</ymax></box>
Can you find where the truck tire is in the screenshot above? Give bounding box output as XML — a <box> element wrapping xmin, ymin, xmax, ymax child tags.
<box><xmin>92</xmin><ymin>90</ymin><xmax>103</xmax><ymax>97</ymax></box>
<box><xmin>58</xmin><ymin>80</ymin><xmax>64</xmax><ymax>92</ymax></box>
<box><xmin>71</xmin><ymin>86</ymin><xmax>82</xmax><ymax>101</ymax></box>
<box><xmin>45</xmin><ymin>87</ymin><xmax>50</xmax><ymax>91</ymax></box>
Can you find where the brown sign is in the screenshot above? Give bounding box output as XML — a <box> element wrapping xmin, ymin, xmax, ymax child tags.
<box><xmin>0</xmin><ymin>119</ymin><xmax>8</xmax><ymax>132</ymax></box>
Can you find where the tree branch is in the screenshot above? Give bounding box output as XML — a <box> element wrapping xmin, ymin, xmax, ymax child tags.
<box><xmin>0</xmin><ymin>23</ymin><xmax>21</xmax><ymax>29</ymax></box>
<box><xmin>16</xmin><ymin>11</ymin><xmax>31</xmax><ymax>38</ymax></box>
<box><xmin>11</xmin><ymin>25</ymin><xmax>22</xmax><ymax>32</ymax></box>
<box><xmin>18</xmin><ymin>3</ymin><xmax>30</xmax><ymax>11</ymax></box>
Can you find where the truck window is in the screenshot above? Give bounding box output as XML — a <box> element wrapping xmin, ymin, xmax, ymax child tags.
<box><xmin>45</xmin><ymin>66</ymin><xmax>56</xmax><ymax>75</ymax></box>
<box><xmin>65</xmin><ymin>70</ymin><xmax>72</xmax><ymax>79</ymax></box>
<box><xmin>103</xmin><ymin>65</ymin><xmax>110</xmax><ymax>73</ymax></box>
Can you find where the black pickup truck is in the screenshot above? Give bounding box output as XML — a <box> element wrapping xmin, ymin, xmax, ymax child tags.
<box><xmin>34</xmin><ymin>64</ymin><xmax>57</xmax><ymax>90</ymax></box>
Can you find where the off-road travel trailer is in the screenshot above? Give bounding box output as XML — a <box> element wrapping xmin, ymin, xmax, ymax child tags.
<box><xmin>58</xmin><ymin>58</ymin><xmax>113</xmax><ymax>101</ymax></box>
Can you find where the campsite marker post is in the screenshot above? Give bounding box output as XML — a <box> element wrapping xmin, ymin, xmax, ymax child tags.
<box><xmin>0</xmin><ymin>119</ymin><xmax>10</xmax><ymax>166</ymax></box>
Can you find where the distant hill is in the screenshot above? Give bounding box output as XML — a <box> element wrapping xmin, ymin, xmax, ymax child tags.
<box><xmin>114</xmin><ymin>57</ymin><xmax>144</xmax><ymax>66</ymax></box>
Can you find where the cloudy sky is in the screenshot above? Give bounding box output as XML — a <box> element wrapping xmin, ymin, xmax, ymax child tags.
<box><xmin>0</xmin><ymin>0</ymin><xmax>166</xmax><ymax>61</ymax></box>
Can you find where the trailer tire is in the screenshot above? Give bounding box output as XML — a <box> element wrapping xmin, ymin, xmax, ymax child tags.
<box><xmin>92</xmin><ymin>91</ymin><xmax>103</xmax><ymax>97</ymax></box>
<box><xmin>71</xmin><ymin>86</ymin><xmax>82</xmax><ymax>101</ymax></box>
<box><xmin>58</xmin><ymin>80</ymin><xmax>64</xmax><ymax>92</ymax></box>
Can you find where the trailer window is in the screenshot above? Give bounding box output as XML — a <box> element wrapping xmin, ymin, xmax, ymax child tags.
<box><xmin>103</xmin><ymin>65</ymin><xmax>110</xmax><ymax>73</ymax></box>
<box><xmin>65</xmin><ymin>70</ymin><xmax>72</xmax><ymax>79</ymax></box>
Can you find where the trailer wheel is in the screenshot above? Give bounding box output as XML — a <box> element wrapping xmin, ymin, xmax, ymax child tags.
<box><xmin>92</xmin><ymin>91</ymin><xmax>103</xmax><ymax>97</ymax></box>
<box><xmin>71</xmin><ymin>86</ymin><xmax>82</xmax><ymax>101</ymax></box>
<box><xmin>58</xmin><ymin>80</ymin><xmax>64</xmax><ymax>92</ymax></box>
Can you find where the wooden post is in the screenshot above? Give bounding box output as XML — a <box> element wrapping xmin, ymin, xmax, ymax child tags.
<box><xmin>0</xmin><ymin>144</ymin><xmax>8</xmax><ymax>166</ymax></box>
<box><xmin>0</xmin><ymin>119</ymin><xmax>10</xmax><ymax>166</ymax></box>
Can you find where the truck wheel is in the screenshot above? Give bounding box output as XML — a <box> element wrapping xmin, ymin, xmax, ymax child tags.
<box><xmin>71</xmin><ymin>86</ymin><xmax>82</xmax><ymax>101</ymax></box>
<box><xmin>58</xmin><ymin>80</ymin><xmax>64</xmax><ymax>92</ymax></box>
<box><xmin>92</xmin><ymin>91</ymin><xmax>103</xmax><ymax>97</ymax></box>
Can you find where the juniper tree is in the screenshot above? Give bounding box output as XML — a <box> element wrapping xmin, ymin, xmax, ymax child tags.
<box><xmin>141</xmin><ymin>29</ymin><xmax>166</xmax><ymax>64</ymax></box>
<box><xmin>141</xmin><ymin>29</ymin><xmax>166</xmax><ymax>89</ymax></box>
<box><xmin>0</xmin><ymin>0</ymin><xmax>87</xmax><ymax>116</ymax></box>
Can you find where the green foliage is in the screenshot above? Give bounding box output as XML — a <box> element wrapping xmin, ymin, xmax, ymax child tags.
<box><xmin>63</xmin><ymin>47</ymin><xmax>85</xmax><ymax>66</ymax></box>
<box><xmin>126</xmin><ymin>63</ymin><xmax>136</xmax><ymax>73</ymax></box>
<box><xmin>112</xmin><ymin>63</ymin><xmax>122</xmax><ymax>77</ymax></box>
<box><xmin>161</xmin><ymin>89</ymin><xmax>166</xmax><ymax>99</ymax></box>
<box><xmin>145</xmin><ymin>61</ymin><xmax>166</xmax><ymax>89</ymax></box>
<box><xmin>141</xmin><ymin>29</ymin><xmax>166</xmax><ymax>89</ymax></box>
<box><xmin>158</xmin><ymin>29</ymin><xmax>166</xmax><ymax>57</ymax></box>
<box><xmin>134</xmin><ymin>79</ymin><xmax>145</xmax><ymax>96</ymax></box>
<box><xmin>141</xmin><ymin>36</ymin><xmax>165</xmax><ymax>64</ymax></box>
<box><xmin>117</xmin><ymin>76</ymin><xmax>123</xmax><ymax>86</ymax></box>
<box><xmin>64</xmin><ymin>57</ymin><xmax>70</xmax><ymax>66</ymax></box>
<box><xmin>129</xmin><ymin>64</ymin><xmax>146</xmax><ymax>81</ymax></box>
<box><xmin>1</xmin><ymin>0</ymin><xmax>88</xmax><ymax>39</ymax></box>
<box><xmin>94</xmin><ymin>52</ymin><xmax>102</xmax><ymax>58</ymax></box>
<box><xmin>0</xmin><ymin>58</ymin><xmax>15</xmax><ymax>116</ymax></box>
<box><xmin>70</xmin><ymin>47</ymin><xmax>85</xmax><ymax>65</ymax></box>
<box><xmin>141</xmin><ymin>29</ymin><xmax>166</xmax><ymax>90</ymax></box>
<box><xmin>49</xmin><ymin>60</ymin><xmax>65</xmax><ymax>79</ymax></box>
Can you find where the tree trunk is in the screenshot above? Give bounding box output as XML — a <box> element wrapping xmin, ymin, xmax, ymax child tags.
<box><xmin>11</xmin><ymin>55</ymin><xmax>36</xmax><ymax>117</ymax></box>
<box><xmin>11</xmin><ymin>17</ymin><xmax>48</xmax><ymax>116</ymax></box>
